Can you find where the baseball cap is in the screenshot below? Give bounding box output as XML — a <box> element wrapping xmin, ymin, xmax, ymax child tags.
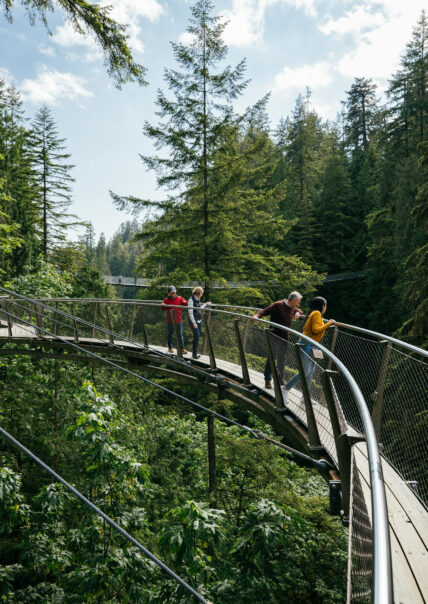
<box><xmin>168</xmin><ymin>285</ymin><xmax>176</xmax><ymax>293</ymax></box>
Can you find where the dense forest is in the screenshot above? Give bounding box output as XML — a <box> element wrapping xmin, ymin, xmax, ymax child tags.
<box><xmin>0</xmin><ymin>0</ymin><xmax>427</xmax><ymax>601</ymax></box>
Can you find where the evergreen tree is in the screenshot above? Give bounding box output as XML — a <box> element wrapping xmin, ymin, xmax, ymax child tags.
<box><xmin>0</xmin><ymin>81</ymin><xmax>39</xmax><ymax>274</ymax></box>
<box><xmin>31</xmin><ymin>105</ymin><xmax>80</xmax><ymax>256</ymax></box>
<box><xmin>278</xmin><ymin>93</ymin><xmax>325</xmax><ymax>263</ymax></box>
<box><xmin>112</xmin><ymin>0</ymin><xmax>319</xmax><ymax>299</ymax></box>
<box><xmin>312</xmin><ymin>131</ymin><xmax>357</xmax><ymax>273</ymax></box>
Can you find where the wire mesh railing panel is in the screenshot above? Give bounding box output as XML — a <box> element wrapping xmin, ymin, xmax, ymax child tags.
<box><xmin>380</xmin><ymin>347</ymin><xmax>428</xmax><ymax>505</ymax></box>
<box><xmin>332</xmin><ymin>330</ymin><xmax>382</xmax><ymax>415</ymax></box>
<box><xmin>205</xmin><ymin>314</ymin><xmax>242</xmax><ymax>380</ymax></box>
<box><xmin>349</xmin><ymin>451</ymin><xmax>373</xmax><ymax>603</ymax></box>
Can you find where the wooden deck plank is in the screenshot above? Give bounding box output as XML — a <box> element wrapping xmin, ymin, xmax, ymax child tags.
<box><xmin>354</xmin><ymin>444</ymin><xmax>427</xmax><ymax>603</ymax></box>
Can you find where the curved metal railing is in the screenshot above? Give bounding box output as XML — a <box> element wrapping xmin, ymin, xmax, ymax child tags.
<box><xmin>3</xmin><ymin>292</ymin><xmax>425</xmax><ymax>603</ymax></box>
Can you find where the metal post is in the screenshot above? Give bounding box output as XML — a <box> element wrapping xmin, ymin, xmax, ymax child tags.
<box><xmin>137</xmin><ymin>308</ymin><xmax>148</xmax><ymax>348</ymax></box>
<box><xmin>321</xmin><ymin>370</ymin><xmax>352</xmax><ymax>516</ymax></box>
<box><xmin>371</xmin><ymin>341</ymin><xmax>392</xmax><ymax>437</ymax></box>
<box><xmin>294</xmin><ymin>343</ymin><xmax>322</xmax><ymax>451</ymax></box>
<box><xmin>33</xmin><ymin>303</ymin><xmax>42</xmax><ymax>337</ymax></box>
<box><xmin>70</xmin><ymin>303</ymin><xmax>79</xmax><ymax>343</ymax></box>
<box><xmin>91</xmin><ymin>302</ymin><xmax>98</xmax><ymax>339</ymax></box>
<box><xmin>201</xmin><ymin>309</ymin><xmax>210</xmax><ymax>355</ymax></box>
<box><xmin>172</xmin><ymin>312</ymin><xmax>183</xmax><ymax>359</ymax></box>
<box><xmin>4</xmin><ymin>302</ymin><xmax>12</xmax><ymax>339</ymax></box>
<box><xmin>104</xmin><ymin>306</ymin><xmax>115</xmax><ymax>346</ymax></box>
<box><xmin>52</xmin><ymin>302</ymin><xmax>59</xmax><ymax>335</ymax></box>
<box><xmin>204</xmin><ymin>318</ymin><xmax>217</xmax><ymax>371</ymax></box>
<box><xmin>234</xmin><ymin>320</ymin><xmax>251</xmax><ymax>387</ymax></box>
<box><xmin>327</xmin><ymin>325</ymin><xmax>338</xmax><ymax>370</ymax></box>
<box><xmin>128</xmin><ymin>304</ymin><xmax>136</xmax><ymax>339</ymax></box>
<box><xmin>264</xmin><ymin>330</ymin><xmax>285</xmax><ymax>410</ymax></box>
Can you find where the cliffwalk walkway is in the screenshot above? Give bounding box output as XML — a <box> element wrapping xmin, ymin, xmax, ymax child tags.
<box><xmin>0</xmin><ymin>293</ymin><xmax>427</xmax><ymax>603</ymax></box>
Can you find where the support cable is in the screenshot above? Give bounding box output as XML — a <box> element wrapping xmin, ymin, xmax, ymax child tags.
<box><xmin>0</xmin><ymin>308</ymin><xmax>323</xmax><ymax>467</ymax></box>
<box><xmin>0</xmin><ymin>424</ymin><xmax>210</xmax><ymax>604</ymax></box>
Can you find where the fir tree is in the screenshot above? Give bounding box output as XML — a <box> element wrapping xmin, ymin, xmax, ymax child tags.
<box><xmin>31</xmin><ymin>105</ymin><xmax>80</xmax><ymax>256</ymax></box>
<box><xmin>112</xmin><ymin>0</ymin><xmax>319</xmax><ymax>299</ymax></box>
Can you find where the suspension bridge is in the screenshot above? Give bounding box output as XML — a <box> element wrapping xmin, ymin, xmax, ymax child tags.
<box><xmin>0</xmin><ymin>290</ymin><xmax>426</xmax><ymax>603</ymax></box>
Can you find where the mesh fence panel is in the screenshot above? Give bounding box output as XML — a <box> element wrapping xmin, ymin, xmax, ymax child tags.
<box><xmin>379</xmin><ymin>347</ymin><xmax>428</xmax><ymax>505</ymax></box>
<box><xmin>349</xmin><ymin>451</ymin><xmax>372</xmax><ymax>603</ymax></box>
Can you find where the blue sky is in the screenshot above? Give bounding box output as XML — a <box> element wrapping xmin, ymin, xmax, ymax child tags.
<box><xmin>1</xmin><ymin>0</ymin><xmax>426</xmax><ymax>241</ymax></box>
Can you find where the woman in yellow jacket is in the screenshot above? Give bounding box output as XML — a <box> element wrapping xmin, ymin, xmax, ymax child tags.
<box><xmin>283</xmin><ymin>296</ymin><xmax>336</xmax><ymax>403</ymax></box>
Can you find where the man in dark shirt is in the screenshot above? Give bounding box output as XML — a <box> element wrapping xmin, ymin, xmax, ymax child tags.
<box><xmin>252</xmin><ymin>291</ymin><xmax>303</xmax><ymax>389</ymax></box>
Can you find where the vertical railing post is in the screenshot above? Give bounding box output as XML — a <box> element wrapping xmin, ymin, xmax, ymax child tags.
<box><xmin>321</xmin><ymin>369</ymin><xmax>352</xmax><ymax>517</ymax></box>
<box><xmin>172</xmin><ymin>311</ymin><xmax>183</xmax><ymax>359</ymax></box>
<box><xmin>204</xmin><ymin>317</ymin><xmax>217</xmax><ymax>371</ymax></box>
<box><xmin>70</xmin><ymin>303</ymin><xmax>79</xmax><ymax>343</ymax></box>
<box><xmin>52</xmin><ymin>302</ymin><xmax>59</xmax><ymax>335</ymax></box>
<box><xmin>3</xmin><ymin>301</ymin><xmax>13</xmax><ymax>339</ymax></box>
<box><xmin>33</xmin><ymin>303</ymin><xmax>42</xmax><ymax>338</ymax></box>
<box><xmin>201</xmin><ymin>309</ymin><xmax>211</xmax><ymax>355</ymax></box>
<box><xmin>137</xmin><ymin>308</ymin><xmax>148</xmax><ymax>348</ymax></box>
<box><xmin>264</xmin><ymin>330</ymin><xmax>285</xmax><ymax>411</ymax></box>
<box><xmin>128</xmin><ymin>304</ymin><xmax>136</xmax><ymax>340</ymax></box>
<box><xmin>234</xmin><ymin>320</ymin><xmax>251</xmax><ymax>387</ymax></box>
<box><xmin>327</xmin><ymin>325</ymin><xmax>338</xmax><ymax>370</ymax></box>
<box><xmin>104</xmin><ymin>305</ymin><xmax>115</xmax><ymax>346</ymax></box>
<box><xmin>91</xmin><ymin>302</ymin><xmax>98</xmax><ymax>339</ymax></box>
<box><xmin>294</xmin><ymin>343</ymin><xmax>322</xmax><ymax>451</ymax></box>
<box><xmin>371</xmin><ymin>340</ymin><xmax>392</xmax><ymax>437</ymax></box>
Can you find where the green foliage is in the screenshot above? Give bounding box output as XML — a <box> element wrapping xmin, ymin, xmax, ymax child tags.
<box><xmin>1</xmin><ymin>0</ymin><xmax>147</xmax><ymax>88</ymax></box>
<box><xmin>0</xmin><ymin>353</ymin><xmax>347</xmax><ymax>602</ymax></box>
<box><xmin>4</xmin><ymin>257</ymin><xmax>73</xmax><ymax>297</ymax></box>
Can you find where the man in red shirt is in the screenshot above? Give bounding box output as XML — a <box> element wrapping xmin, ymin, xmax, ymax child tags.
<box><xmin>161</xmin><ymin>285</ymin><xmax>188</xmax><ymax>354</ymax></box>
<box><xmin>252</xmin><ymin>291</ymin><xmax>303</xmax><ymax>389</ymax></box>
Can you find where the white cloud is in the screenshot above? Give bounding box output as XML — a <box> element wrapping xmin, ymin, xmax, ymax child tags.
<box><xmin>222</xmin><ymin>0</ymin><xmax>317</xmax><ymax>48</ymax></box>
<box><xmin>20</xmin><ymin>67</ymin><xmax>93</xmax><ymax>106</ymax></box>
<box><xmin>322</xmin><ymin>1</ymin><xmax>427</xmax><ymax>80</ymax></box>
<box><xmin>52</xmin><ymin>22</ymin><xmax>97</xmax><ymax>49</ymax></box>
<box><xmin>273</xmin><ymin>61</ymin><xmax>333</xmax><ymax>92</ymax></box>
<box><xmin>320</xmin><ymin>5</ymin><xmax>385</xmax><ymax>36</ymax></box>
<box><xmin>38</xmin><ymin>44</ymin><xmax>56</xmax><ymax>57</ymax></box>
<box><xmin>178</xmin><ymin>31</ymin><xmax>196</xmax><ymax>46</ymax></box>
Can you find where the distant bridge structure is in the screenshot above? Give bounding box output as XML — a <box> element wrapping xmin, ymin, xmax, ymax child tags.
<box><xmin>103</xmin><ymin>271</ymin><xmax>363</xmax><ymax>288</ymax></box>
<box><xmin>0</xmin><ymin>291</ymin><xmax>426</xmax><ymax>603</ymax></box>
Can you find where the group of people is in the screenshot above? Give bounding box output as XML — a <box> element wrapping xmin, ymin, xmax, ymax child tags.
<box><xmin>161</xmin><ymin>285</ymin><xmax>336</xmax><ymax>402</ymax></box>
<box><xmin>161</xmin><ymin>285</ymin><xmax>211</xmax><ymax>359</ymax></box>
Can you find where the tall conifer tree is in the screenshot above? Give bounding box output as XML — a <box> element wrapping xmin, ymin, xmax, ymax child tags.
<box><xmin>31</xmin><ymin>105</ymin><xmax>80</xmax><ymax>256</ymax></box>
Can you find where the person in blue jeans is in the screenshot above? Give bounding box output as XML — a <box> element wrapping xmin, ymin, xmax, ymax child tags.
<box><xmin>283</xmin><ymin>296</ymin><xmax>336</xmax><ymax>403</ymax></box>
<box><xmin>187</xmin><ymin>286</ymin><xmax>211</xmax><ymax>359</ymax></box>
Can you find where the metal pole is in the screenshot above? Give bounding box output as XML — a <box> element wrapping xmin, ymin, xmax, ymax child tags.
<box><xmin>52</xmin><ymin>301</ymin><xmax>59</xmax><ymax>335</ymax></box>
<box><xmin>264</xmin><ymin>330</ymin><xmax>285</xmax><ymax>411</ymax></box>
<box><xmin>234</xmin><ymin>320</ymin><xmax>251</xmax><ymax>387</ymax></box>
<box><xmin>137</xmin><ymin>308</ymin><xmax>148</xmax><ymax>348</ymax></box>
<box><xmin>70</xmin><ymin>303</ymin><xmax>79</xmax><ymax>343</ymax></box>
<box><xmin>91</xmin><ymin>302</ymin><xmax>98</xmax><ymax>339</ymax></box>
<box><xmin>128</xmin><ymin>304</ymin><xmax>136</xmax><ymax>340</ymax></box>
<box><xmin>294</xmin><ymin>343</ymin><xmax>322</xmax><ymax>451</ymax></box>
<box><xmin>204</xmin><ymin>318</ymin><xmax>217</xmax><ymax>371</ymax></box>
<box><xmin>172</xmin><ymin>312</ymin><xmax>183</xmax><ymax>359</ymax></box>
<box><xmin>321</xmin><ymin>370</ymin><xmax>352</xmax><ymax>516</ymax></box>
<box><xmin>104</xmin><ymin>306</ymin><xmax>115</xmax><ymax>346</ymax></box>
<box><xmin>327</xmin><ymin>325</ymin><xmax>339</xmax><ymax>370</ymax></box>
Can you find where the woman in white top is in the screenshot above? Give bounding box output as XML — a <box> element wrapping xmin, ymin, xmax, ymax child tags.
<box><xmin>188</xmin><ymin>286</ymin><xmax>211</xmax><ymax>359</ymax></box>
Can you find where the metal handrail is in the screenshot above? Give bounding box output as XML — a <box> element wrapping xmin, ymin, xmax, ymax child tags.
<box><xmin>20</xmin><ymin>297</ymin><xmax>426</xmax><ymax>357</ymax></box>
<box><xmin>0</xmin><ymin>290</ymin><xmax>393</xmax><ymax>603</ymax></box>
